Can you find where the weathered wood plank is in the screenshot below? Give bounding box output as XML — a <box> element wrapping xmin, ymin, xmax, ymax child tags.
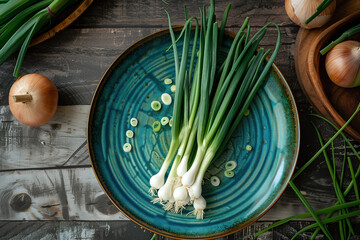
<box><xmin>1</xmin><ymin>220</ymin><xmax>359</xmax><ymax>240</ymax></box>
<box><xmin>2</xmin><ymin>166</ymin><xmax>360</xmax><ymax>224</ymax></box>
<box><xmin>0</xmin><ymin>221</ymin><xmax>263</xmax><ymax>240</ymax></box>
<box><xmin>0</xmin><ymin>168</ymin><xmax>126</xmax><ymax>221</ymax></box>
<box><xmin>73</xmin><ymin>0</ymin><xmax>294</xmax><ymax>28</ymax></box>
<box><xmin>0</xmin><ymin>105</ymin><xmax>89</xmax><ymax>170</ymax></box>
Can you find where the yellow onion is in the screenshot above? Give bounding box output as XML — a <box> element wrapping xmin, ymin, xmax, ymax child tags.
<box><xmin>325</xmin><ymin>40</ymin><xmax>360</xmax><ymax>88</ymax></box>
<box><xmin>9</xmin><ymin>73</ymin><xmax>58</xmax><ymax>126</ymax></box>
<box><xmin>285</xmin><ymin>0</ymin><xmax>336</xmax><ymax>29</ymax></box>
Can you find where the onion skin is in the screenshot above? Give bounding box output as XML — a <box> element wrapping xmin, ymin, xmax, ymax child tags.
<box><xmin>325</xmin><ymin>41</ymin><xmax>360</xmax><ymax>88</ymax></box>
<box><xmin>285</xmin><ymin>0</ymin><xmax>336</xmax><ymax>29</ymax></box>
<box><xmin>9</xmin><ymin>73</ymin><xmax>58</xmax><ymax>126</ymax></box>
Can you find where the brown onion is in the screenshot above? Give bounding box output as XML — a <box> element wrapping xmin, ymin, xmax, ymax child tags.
<box><xmin>325</xmin><ymin>40</ymin><xmax>360</xmax><ymax>88</ymax></box>
<box><xmin>9</xmin><ymin>73</ymin><xmax>58</xmax><ymax>126</ymax></box>
<box><xmin>285</xmin><ymin>0</ymin><xmax>336</xmax><ymax>29</ymax></box>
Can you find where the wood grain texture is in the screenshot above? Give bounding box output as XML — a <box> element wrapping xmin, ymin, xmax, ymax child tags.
<box><xmin>0</xmin><ymin>168</ymin><xmax>127</xmax><ymax>221</ymax></box>
<box><xmin>0</xmin><ymin>105</ymin><xmax>89</xmax><ymax>170</ymax></box>
<box><xmin>73</xmin><ymin>0</ymin><xmax>293</xmax><ymax>28</ymax></box>
<box><xmin>0</xmin><ymin>221</ymin><xmax>327</xmax><ymax>240</ymax></box>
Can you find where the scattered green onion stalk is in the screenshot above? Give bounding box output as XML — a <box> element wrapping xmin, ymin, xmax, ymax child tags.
<box><xmin>320</xmin><ymin>24</ymin><xmax>360</xmax><ymax>55</ymax></box>
<box><xmin>255</xmin><ymin>102</ymin><xmax>360</xmax><ymax>239</ymax></box>
<box><xmin>0</xmin><ymin>0</ymin><xmax>80</xmax><ymax>77</ymax></box>
<box><xmin>149</xmin><ymin>0</ymin><xmax>281</xmax><ymax>219</ymax></box>
<box><xmin>305</xmin><ymin>0</ymin><xmax>333</xmax><ymax>24</ymax></box>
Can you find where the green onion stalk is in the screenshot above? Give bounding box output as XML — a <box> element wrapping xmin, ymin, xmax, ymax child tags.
<box><xmin>0</xmin><ymin>0</ymin><xmax>80</xmax><ymax>77</ymax></box>
<box><xmin>149</xmin><ymin>0</ymin><xmax>281</xmax><ymax>219</ymax></box>
<box><xmin>254</xmin><ymin>103</ymin><xmax>360</xmax><ymax>238</ymax></box>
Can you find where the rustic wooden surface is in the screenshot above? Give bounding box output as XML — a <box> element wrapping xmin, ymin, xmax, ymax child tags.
<box><xmin>0</xmin><ymin>0</ymin><xmax>359</xmax><ymax>239</ymax></box>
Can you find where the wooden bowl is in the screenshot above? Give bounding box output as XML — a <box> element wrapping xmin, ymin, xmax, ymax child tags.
<box><xmin>306</xmin><ymin>12</ymin><xmax>360</xmax><ymax>142</ymax></box>
<box><xmin>29</xmin><ymin>0</ymin><xmax>93</xmax><ymax>47</ymax></box>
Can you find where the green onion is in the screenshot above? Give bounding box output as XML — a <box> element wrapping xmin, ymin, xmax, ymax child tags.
<box><xmin>224</xmin><ymin>170</ymin><xmax>234</xmax><ymax>178</ymax></box>
<box><xmin>152</xmin><ymin>121</ymin><xmax>161</xmax><ymax>133</ymax></box>
<box><xmin>225</xmin><ymin>160</ymin><xmax>237</xmax><ymax>170</ymax></box>
<box><xmin>164</xmin><ymin>78</ymin><xmax>173</xmax><ymax>84</ymax></box>
<box><xmin>149</xmin><ymin>0</ymin><xmax>281</xmax><ymax>219</ymax></box>
<box><xmin>255</xmin><ymin>103</ymin><xmax>360</xmax><ymax>238</ymax></box>
<box><xmin>151</xmin><ymin>100</ymin><xmax>161</xmax><ymax>111</ymax></box>
<box><xmin>292</xmin><ymin>103</ymin><xmax>360</xmax><ymax>180</ymax></box>
<box><xmin>170</xmin><ymin>85</ymin><xmax>176</xmax><ymax>92</ymax></box>
<box><xmin>320</xmin><ymin>24</ymin><xmax>360</xmax><ymax>55</ymax></box>
<box><xmin>160</xmin><ymin>116</ymin><xmax>169</xmax><ymax>126</ymax></box>
<box><xmin>161</xmin><ymin>93</ymin><xmax>172</xmax><ymax>105</ymax></box>
<box><xmin>245</xmin><ymin>144</ymin><xmax>252</xmax><ymax>151</ymax></box>
<box><xmin>123</xmin><ymin>143</ymin><xmax>132</xmax><ymax>152</ymax></box>
<box><xmin>126</xmin><ymin>130</ymin><xmax>134</xmax><ymax>138</ymax></box>
<box><xmin>130</xmin><ymin>117</ymin><xmax>138</xmax><ymax>127</ymax></box>
<box><xmin>0</xmin><ymin>0</ymin><xmax>81</xmax><ymax>77</ymax></box>
<box><xmin>210</xmin><ymin>176</ymin><xmax>220</xmax><ymax>186</ymax></box>
<box><xmin>254</xmin><ymin>199</ymin><xmax>360</xmax><ymax>237</ymax></box>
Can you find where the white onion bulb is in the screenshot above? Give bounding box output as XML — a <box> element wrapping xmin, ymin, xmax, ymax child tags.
<box><xmin>285</xmin><ymin>0</ymin><xmax>336</xmax><ymax>29</ymax></box>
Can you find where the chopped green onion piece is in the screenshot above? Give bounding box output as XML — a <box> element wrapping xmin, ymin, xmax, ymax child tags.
<box><xmin>151</xmin><ymin>101</ymin><xmax>161</xmax><ymax>111</ymax></box>
<box><xmin>169</xmin><ymin>118</ymin><xmax>173</xmax><ymax>127</ymax></box>
<box><xmin>246</xmin><ymin>145</ymin><xmax>252</xmax><ymax>151</ymax></box>
<box><xmin>126</xmin><ymin>130</ymin><xmax>134</xmax><ymax>138</ymax></box>
<box><xmin>161</xmin><ymin>93</ymin><xmax>172</xmax><ymax>105</ymax></box>
<box><xmin>130</xmin><ymin>118</ymin><xmax>138</xmax><ymax>127</ymax></box>
<box><xmin>152</xmin><ymin>121</ymin><xmax>161</xmax><ymax>132</ymax></box>
<box><xmin>244</xmin><ymin>109</ymin><xmax>250</xmax><ymax>116</ymax></box>
<box><xmin>224</xmin><ymin>170</ymin><xmax>234</xmax><ymax>178</ymax></box>
<box><xmin>164</xmin><ymin>78</ymin><xmax>173</xmax><ymax>84</ymax></box>
<box><xmin>170</xmin><ymin>85</ymin><xmax>176</xmax><ymax>92</ymax></box>
<box><xmin>161</xmin><ymin>116</ymin><xmax>169</xmax><ymax>125</ymax></box>
<box><xmin>123</xmin><ymin>143</ymin><xmax>132</xmax><ymax>152</ymax></box>
<box><xmin>225</xmin><ymin>160</ymin><xmax>237</xmax><ymax>170</ymax></box>
<box><xmin>210</xmin><ymin>176</ymin><xmax>220</xmax><ymax>186</ymax></box>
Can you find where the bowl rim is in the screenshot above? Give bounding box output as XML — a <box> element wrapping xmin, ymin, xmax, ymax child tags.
<box><xmin>86</xmin><ymin>26</ymin><xmax>300</xmax><ymax>239</ymax></box>
<box><xmin>307</xmin><ymin>11</ymin><xmax>360</xmax><ymax>141</ymax></box>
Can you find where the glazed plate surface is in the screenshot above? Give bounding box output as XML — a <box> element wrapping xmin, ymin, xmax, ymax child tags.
<box><xmin>88</xmin><ymin>28</ymin><xmax>300</xmax><ymax>239</ymax></box>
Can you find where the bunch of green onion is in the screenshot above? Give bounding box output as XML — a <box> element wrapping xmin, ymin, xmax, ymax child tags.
<box><xmin>149</xmin><ymin>0</ymin><xmax>281</xmax><ymax>219</ymax></box>
<box><xmin>0</xmin><ymin>0</ymin><xmax>79</xmax><ymax>77</ymax></box>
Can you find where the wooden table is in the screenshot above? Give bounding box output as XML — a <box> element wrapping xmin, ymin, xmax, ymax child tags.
<box><xmin>0</xmin><ymin>0</ymin><xmax>359</xmax><ymax>239</ymax></box>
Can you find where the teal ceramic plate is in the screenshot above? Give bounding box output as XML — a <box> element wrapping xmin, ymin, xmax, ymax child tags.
<box><xmin>88</xmin><ymin>28</ymin><xmax>300</xmax><ymax>239</ymax></box>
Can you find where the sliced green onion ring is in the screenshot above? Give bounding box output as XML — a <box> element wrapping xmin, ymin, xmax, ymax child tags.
<box><xmin>224</xmin><ymin>170</ymin><xmax>235</xmax><ymax>178</ymax></box>
<box><xmin>151</xmin><ymin>101</ymin><xmax>161</xmax><ymax>111</ymax></box>
<box><xmin>170</xmin><ymin>85</ymin><xmax>176</xmax><ymax>92</ymax></box>
<box><xmin>161</xmin><ymin>116</ymin><xmax>169</xmax><ymax>125</ymax></box>
<box><xmin>210</xmin><ymin>176</ymin><xmax>220</xmax><ymax>186</ymax></box>
<box><xmin>126</xmin><ymin>130</ymin><xmax>134</xmax><ymax>138</ymax></box>
<box><xmin>130</xmin><ymin>118</ymin><xmax>138</xmax><ymax>127</ymax></box>
<box><xmin>169</xmin><ymin>118</ymin><xmax>173</xmax><ymax>127</ymax></box>
<box><xmin>225</xmin><ymin>160</ymin><xmax>237</xmax><ymax>170</ymax></box>
<box><xmin>123</xmin><ymin>143</ymin><xmax>132</xmax><ymax>152</ymax></box>
<box><xmin>246</xmin><ymin>144</ymin><xmax>252</xmax><ymax>151</ymax></box>
<box><xmin>152</xmin><ymin>121</ymin><xmax>161</xmax><ymax>132</ymax></box>
<box><xmin>244</xmin><ymin>109</ymin><xmax>250</xmax><ymax>116</ymax></box>
<box><xmin>164</xmin><ymin>78</ymin><xmax>173</xmax><ymax>84</ymax></box>
<box><xmin>161</xmin><ymin>93</ymin><xmax>172</xmax><ymax>105</ymax></box>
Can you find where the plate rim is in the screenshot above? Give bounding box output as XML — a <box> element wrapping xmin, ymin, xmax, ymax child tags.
<box><xmin>87</xmin><ymin>27</ymin><xmax>300</xmax><ymax>239</ymax></box>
